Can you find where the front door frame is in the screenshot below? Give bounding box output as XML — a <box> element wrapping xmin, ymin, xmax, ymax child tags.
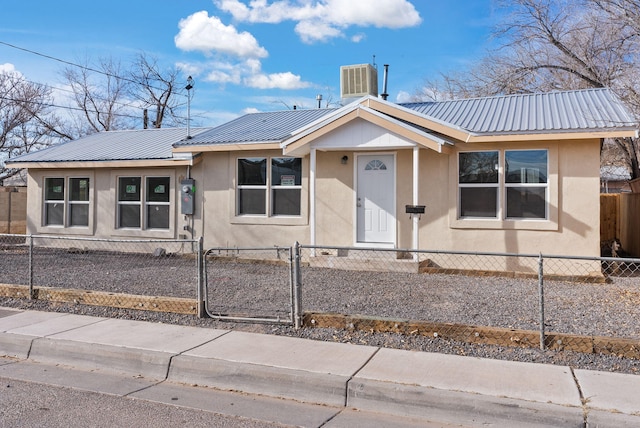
<box><xmin>354</xmin><ymin>152</ymin><xmax>397</xmax><ymax>247</ymax></box>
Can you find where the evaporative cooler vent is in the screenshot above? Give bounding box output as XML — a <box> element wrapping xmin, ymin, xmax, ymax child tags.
<box><xmin>340</xmin><ymin>64</ymin><xmax>378</xmax><ymax>99</ymax></box>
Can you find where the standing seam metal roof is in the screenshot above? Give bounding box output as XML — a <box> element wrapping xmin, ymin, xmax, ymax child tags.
<box><xmin>9</xmin><ymin>127</ymin><xmax>213</xmax><ymax>163</ymax></box>
<box><xmin>176</xmin><ymin>109</ymin><xmax>336</xmax><ymax>147</ymax></box>
<box><xmin>8</xmin><ymin>88</ymin><xmax>637</xmax><ymax>165</ymax></box>
<box><xmin>174</xmin><ymin>108</ymin><xmax>340</xmax><ymax>146</ymax></box>
<box><xmin>400</xmin><ymin>88</ymin><xmax>636</xmax><ymax>134</ymax></box>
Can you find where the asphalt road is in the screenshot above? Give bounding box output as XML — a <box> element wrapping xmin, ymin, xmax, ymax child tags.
<box><xmin>0</xmin><ymin>377</ymin><xmax>283</xmax><ymax>428</ymax></box>
<box><xmin>0</xmin><ymin>372</ymin><xmax>444</xmax><ymax>428</ymax></box>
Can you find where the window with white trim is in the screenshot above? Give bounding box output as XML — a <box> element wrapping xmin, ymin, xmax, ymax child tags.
<box><xmin>117</xmin><ymin>176</ymin><xmax>170</xmax><ymax>229</ymax></box>
<box><xmin>458</xmin><ymin>149</ymin><xmax>548</xmax><ymax>220</ymax></box>
<box><xmin>237</xmin><ymin>157</ymin><xmax>302</xmax><ymax>216</ymax></box>
<box><xmin>44</xmin><ymin>177</ymin><xmax>90</xmax><ymax>227</ymax></box>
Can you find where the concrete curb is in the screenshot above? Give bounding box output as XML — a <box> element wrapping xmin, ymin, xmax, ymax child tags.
<box><xmin>1</xmin><ymin>308</ymin><xmax>639</xmax><ymax>426</ymax></box>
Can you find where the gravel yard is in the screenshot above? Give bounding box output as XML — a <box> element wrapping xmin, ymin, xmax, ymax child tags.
<box><xmin>1</xmin><ymin>245</ymin><xmax>640</xmax><ymax>375</ymax></box>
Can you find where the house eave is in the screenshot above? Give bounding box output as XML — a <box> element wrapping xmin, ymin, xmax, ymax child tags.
<box><xmin>172</xmin><ymin>142</ymin><xmax>281</xmax><ymax>153</ymax></box>
<box><xmin>465</xmin><ymin>128</ymin><xmax>639</xmax><ymax>143</ymax></box>
<box><xmin>5</xmin><ymin>158</ymin><xmax>198</xmax><ymax>169</ymax></box>
<box><xmin>281</xmin><ymin>104</ymin><xmax>455</xmax><ymax>156</ymax></box>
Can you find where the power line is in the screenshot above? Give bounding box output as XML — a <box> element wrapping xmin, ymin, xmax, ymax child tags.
<box><xmin>0</xmin><ymin>95</ymin><xmax>145</xmax><ymax>121</ymax></box>
<box><xmin>13</xmin><ymin>74</ymin><xmax>144</xmax><ymax>111</ymax></box>
<box><xmin>0</xmin><ymin>40</ymin><xmax>188</xmax><ymax>98</ymax></box>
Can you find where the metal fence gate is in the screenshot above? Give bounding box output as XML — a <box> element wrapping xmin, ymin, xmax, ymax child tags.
<box><xmin>202</xmin><ymin>246</ymin><xmax>301</xmax><ymax>326</ymax></box>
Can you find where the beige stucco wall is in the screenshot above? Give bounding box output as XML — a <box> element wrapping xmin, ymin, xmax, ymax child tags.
<box><xmin>419</xmin><ymin>139</ymin><xmax>601</xmax><ymax>257</ymax></box>
<box><xmin>25</xmin><ymin>167</ymin><xmax>190</xmax><ymax>242</ymax></box>
<box><xmin>195</xmin><ymin>150</ymin><xmax>310</xmax><ymax>249</ymax></box>
<box><xmin>20</xmin><ymin>125</ymin><xmax>602</xmax><ymax>268</ymax></box>
<box><xmin>310</xmin><ymin>137</ymin><xmax>601</xmax><ymax>260</ymax></box>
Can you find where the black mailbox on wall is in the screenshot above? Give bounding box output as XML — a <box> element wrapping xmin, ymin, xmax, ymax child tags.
<box><xmin>405</xmin><ymin>205</ymin><xmax>425</xmax><ymax>214</ymax></box>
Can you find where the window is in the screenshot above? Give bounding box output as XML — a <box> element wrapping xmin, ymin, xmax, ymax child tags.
<box><xmin>69</xmin><ymin>178</ymin><xmax>90</xmax><ymax>226</ymax></box>
<box><xmin>44</xmin><ymin>178</ymin><xmax>65</xmax><ymax>225</ymax></box>
<box><xmin>237</xmin><ymin>157</ymin><xmax>302</xmax><ymax>216</ymax></box>
<box><xmin>505</xmin><ymin>150</ymin><xmax>548</xmax><ymax>219</ymax></box>
<box><xmin>458</xmin><ymin>151</ymin><xmax>499</xmax><ymax>218</ymax></box>
<box><xmin>458</xmin><ymin>149</ymin><xmax>548</xmax><ymax>220</ymax></box>
<box><xmin>44</xmin><ymin>177</ymin><xmax>90</xmax><ymax>227</ymax></box>
<box><xmin>118</xmin><ymin>176</ymin><xmax>170</xmax><ymax>229</ymax></box>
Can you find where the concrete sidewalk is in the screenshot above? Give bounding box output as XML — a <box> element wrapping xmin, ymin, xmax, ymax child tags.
<box><xmin>1</xmin><ymin>307</ymin><xmax>639</xmax><ymax>427</ymax></box>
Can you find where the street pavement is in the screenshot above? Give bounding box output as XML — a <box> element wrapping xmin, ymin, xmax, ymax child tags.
<box><xmin>1</xmin><ymin>307</ymin><xmax>639</xmax><ymax>427</ymax></box>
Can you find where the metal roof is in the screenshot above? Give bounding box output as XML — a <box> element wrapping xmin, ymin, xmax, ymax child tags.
<box><xmin>175</xmin><ymin>108</ymin><xmax>340</xmax><ymax>147</ymax></box>
<box><xmin>400</xmin><ymin>88</ymin><xmax>637</xmax><ymax>134</ymax></box>
<box><xmin>601</xmin><ymin>165</ymin><xmax>631</xmax><ymax>181</ymax></box>
<box><xmin>9</xmin><ymin>127</ymin><xmax>212</xmax><ymax>163</ymax></box>
<box><xmin>8</xmin><ymin>88</ymin><xmax>637</xmax><ymax>166</ymax></box>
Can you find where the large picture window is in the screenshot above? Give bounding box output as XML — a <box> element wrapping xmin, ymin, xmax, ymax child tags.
<box><xmin>458</xmin><ymin>149</ymin><xmax>548</xmax><ymax>220</ymax></box>
<box><xmin>118</xmin><ymin>176</ymin><xmax>170</xmax><ymax>229</ymax></box>
<box><xmin>237</xmin><ymin>157</ymin><xmax>302</xmax><ymax>216</ymax></box>
<box><xmin>44</xmin><ymin>177</ymin><xmax>90</xmax><ymax>227</ymax></box>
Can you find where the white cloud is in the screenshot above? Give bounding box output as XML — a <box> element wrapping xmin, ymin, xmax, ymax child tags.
<box><xmin>242</xmin><ymin>107</ymin><xmax>261</xmax><ymax>114</ymax></box>
<box><xmin>396</xmin><ymin>90</ymin><xmax>412</xmax><ymax>103</ymax></box>
<box><xmin>198</xmin><ymin>58</ymin><xmax>311</xmax><ymax>90</ymax></box>
<box><xmin>175</xmin><ymin>10</ymin><xmax>268</xmax><ymax>58</ymax></box>
<box><xmin>294</xmin><ymin>20</ymin><xmax>342</xmax><ymax>44</ymax></box>
<box><xmin>351</xmin><ymin>33</ymin><xmax>366</xmax><ymax>43</ymax></box>
<box><xmin>244</xmin><ymin>71</ymin><xmax>311</xmax><ymax>90</ymax></box>
<box><xmin>0</xmin><ymin>63</ymin><xmax>19</xmax><ymax>74</ymax></box>
<box><xmin>215</xmin><ymin>0</ymin><xmax>421</xmax><ymax>43</ymax></box>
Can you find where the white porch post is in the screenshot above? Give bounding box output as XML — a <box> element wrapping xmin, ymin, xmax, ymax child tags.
<box><xmin>412</xmin><ymin>146</ymin><xmax>419</xmax><ymax>261</ymax></box>
<box><xmin>310</xmin><ymin>148</ymin><xmax>317</xmax><ymax>255</ymax></box>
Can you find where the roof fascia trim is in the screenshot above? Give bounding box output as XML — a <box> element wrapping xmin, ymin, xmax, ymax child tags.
<box><xmin>172</xmin><ymin>142</ymin><xmax>281</xmax><ymax>153</ymax></box>
<box><xmin>465</xmin><ymin>129</ymin><xmax>639</xmax><ymax>143</ymax></box>
<box><xmin>363</xmin><ymin>97</ymin><xmax>474</xmax><ymax>142</ymax></box>
<box><xmin>282</xmin><ymin>104</ymin><xmax>454</xmax><ymax>155</ymax></box>
<box><xmin>6</xmin><ymin>158</ymin><xmax>195</xmax><ymax>169</ymax></box>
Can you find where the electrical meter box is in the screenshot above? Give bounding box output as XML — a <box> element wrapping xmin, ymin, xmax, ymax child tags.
<box><xmin>180</xmin><ymin>179</ymin><xmax>195</xmax><ymax>215</ymax></box>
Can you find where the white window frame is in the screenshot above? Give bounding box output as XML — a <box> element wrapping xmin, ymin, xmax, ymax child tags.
<box><xmin>145</xmin><ymin>176</ymin><xmax>171</xmax><ymax>230</ymax></box>
<box><xmin>42</xmin><ymin>176</ymin><xmax>92</xmax><ymax>230</ymax></box>
<box><xmin>504</xmin><ymin>149</ymin><xmax>549</xmax><ymax>220</ymax></box>
<box><xmin>457</xmin><ymin>150</ymin><xmax>500</xmax><ymax>219</ymax></box>
<box><xmin>453</xmin><ymin>148</ymin><xmax>553</xmax><ymax>229</ymax></box>
<box><xmin>117</xmin><ymin>175</ymin><xmax>171</xmax><ymax>230</ymax></box>
<box><xmin>236</xmin><ymin>156</ymin><xmax>302</xmax><ymax>218</ymax></box>
<box><xmin>68</xmin><ymin>177</ymin><xmax>91</xmax><ymax>227</ymax></box>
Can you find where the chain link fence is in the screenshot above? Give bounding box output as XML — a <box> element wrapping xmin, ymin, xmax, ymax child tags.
<box><xmin>2</xmin><ymin>233</ymin><xmax>639</xmax><ymax>359</ymax></box>
<box><xmin>203</xmin><ymin>246</ymin><xmax>298</xmax><ymax>325</ymax></box>
<box><xmin>298</xmin><ymin>245</ymin><xmax>640</xmax><ymax>358</ymax></box>
<box><xmin>0</xmin><ymin>234</ymin><xmax>201</xmax><ymax>314</ymax></box>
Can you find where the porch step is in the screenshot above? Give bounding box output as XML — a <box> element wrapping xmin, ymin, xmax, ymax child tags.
<box><xmin>305</xmin><ymin>251</ymin><xmax>419</xmax><ymax>273</ymax></box>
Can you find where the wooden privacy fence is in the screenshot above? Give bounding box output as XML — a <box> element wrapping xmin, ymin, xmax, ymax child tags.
<box><xmin>0</xmin><ymin>187</ymin><xmax>26</xmax><ymax>234</ymax></box>
<box><xmin>600</xmin><ymin>193</ymin><xmax>640</xmax><ymax>257</ymax></box>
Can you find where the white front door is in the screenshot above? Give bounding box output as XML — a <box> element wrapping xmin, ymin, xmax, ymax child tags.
<box><xmin>356</xmin><ymin>154</ymin><xmax>395</xmax><ymax>244</ymax></box>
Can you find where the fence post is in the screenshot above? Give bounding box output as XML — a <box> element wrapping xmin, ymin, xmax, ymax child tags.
<box><xmin>28</xmin><ymin>234</ymin><xmax>34</xmax><ymax>299</ymax></box>
<box><xmin>292</xmin><ymin>242</ymin><xmax>303</xmax><ymax>329</ymax></box>
<box><xmin>538</xmin><ymin>253</ymin><xmax>545</xmax><ymax>350</ymax></box>
<box><xmin>196</xmin><ymin>236</ymin><xmax>206</xmax><ymax>318</ymax></box>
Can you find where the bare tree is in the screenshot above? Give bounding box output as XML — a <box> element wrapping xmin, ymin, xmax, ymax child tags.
<box><xmin>416</xmin><ymin>0</ymin><xmax>640</xmax><ymax>178</ymax></box>
<box><xmin>0</xmin><ymin>71</ymin><xmax>68</xmax><ymax>182</ymax></box>
<box><xmin>62</xmin><ymin>57</ymin><xmax>134</xmax><ymax>135</ymax></box>
<box><xmin>129</xmin><ymin>53</ymin><xmax>184</xmax><ymax>128</ymax></box>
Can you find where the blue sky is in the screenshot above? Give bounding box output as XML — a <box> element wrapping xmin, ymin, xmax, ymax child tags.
<box><xmin>1</xmin><ymin>0</ymin><xmax>499</xmax><ymax>127</ymax></box>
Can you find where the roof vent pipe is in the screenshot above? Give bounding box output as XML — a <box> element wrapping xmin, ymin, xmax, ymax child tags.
<box><xmin>381</xmin><ymin>64</ymin><xmax>389</xmax><ymax>100</ymax></box>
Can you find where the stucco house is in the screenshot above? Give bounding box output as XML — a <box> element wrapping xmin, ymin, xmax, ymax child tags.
<box><xmin>7</xmin><ymin>88</ymin><xmax>637</xmax><ymax>272</ymax></box>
